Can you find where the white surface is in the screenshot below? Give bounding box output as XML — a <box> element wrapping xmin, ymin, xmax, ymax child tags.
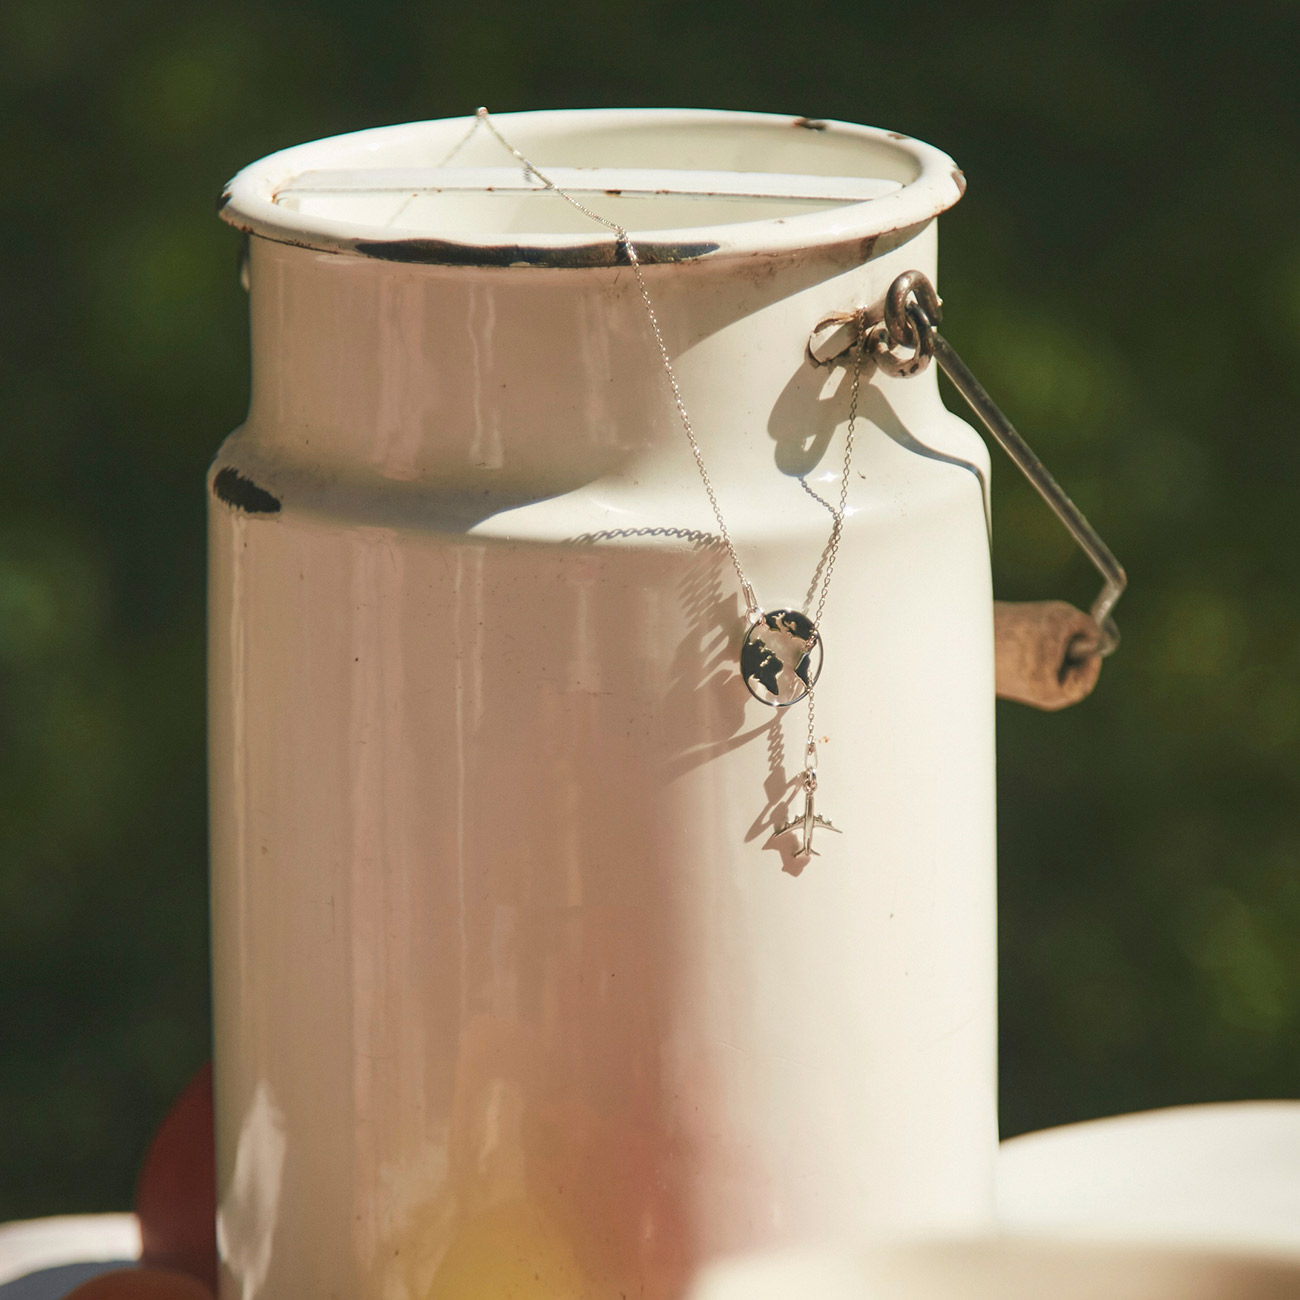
<box><xmin>0</xmin><ymin>1215</ymin><xmax>139</xmax><ymax>1287</ymax></box>
<box><xmin>688</xmin><ymin>1239</ymin><xmax>1300</xmax><ymax>1300</ymax></box>
<box><xmin>6</xmin><ymin>1215</ymin><xmax>1300</xmax><ymax>1300</ymax></box>
<box><xmin>997</xmin><ymin>1101</ymin><xmax>1300</xmax><ymax>1258</ymax></box>
<box><xmin>209</xmin><ymin>113</ymin><xmax>996</xmax><ymax>1300</ymax></box>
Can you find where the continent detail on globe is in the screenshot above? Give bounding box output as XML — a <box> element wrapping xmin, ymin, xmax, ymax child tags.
<box><xmin>741</xmin><ymin>609</ymin><xmax>823</xmax><ymax>706</ymax></box>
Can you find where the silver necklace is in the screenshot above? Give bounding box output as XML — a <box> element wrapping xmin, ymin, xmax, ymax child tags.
<box><xmin>474</xmin><ymin>108</ymin><xmax>865</xmax><ymax>858</ymax></box>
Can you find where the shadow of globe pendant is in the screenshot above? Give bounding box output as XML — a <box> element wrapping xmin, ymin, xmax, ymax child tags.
<box><xmin>741</xmin><ymin>610</ymin><xmax>823</xmax><ymax>707</ymax></box>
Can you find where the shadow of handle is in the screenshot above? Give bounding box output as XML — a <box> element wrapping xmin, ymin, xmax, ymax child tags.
<box><xmin>995</xmin><ymin>600</ymin><xmax>1103</xmax><ymax>711</ymax></box>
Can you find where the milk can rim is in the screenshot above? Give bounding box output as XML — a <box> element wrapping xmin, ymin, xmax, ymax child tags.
<box><xmin>218</xmin><ymin>107</ymin><xmax>966</xmax><ymax>268</ymax></box>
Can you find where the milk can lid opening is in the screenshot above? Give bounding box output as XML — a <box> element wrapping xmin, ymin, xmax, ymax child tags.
<box><xmin>219</xmin><ymin>108</ymin><xmax>965</xmax><ymax>268</ymax></box>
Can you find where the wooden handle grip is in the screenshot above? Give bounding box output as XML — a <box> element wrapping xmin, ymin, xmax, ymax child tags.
<box><xmin>994</xmin><ymin>600</ymin><xmax>1103</xmax><ymax>710</ymax></box>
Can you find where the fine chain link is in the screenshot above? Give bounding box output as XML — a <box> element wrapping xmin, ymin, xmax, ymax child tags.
<box><xmin>810</xmin><ymin>313</ymin><xmax>865</xmax><ymax>636</ymax></box>
<box><xmin>476</xmin><ymin>106</ymin><xmax>863</xmax><ymax>807</ymax></box>
<box><xmin>474</xmin><ymin>108</ymin><xmax>762</xmax><ymax>615</ymax></box>
<box><xmin>803</xmin><ymin>315</ymin><xmax>866</xmax><ymax>779</ymax></box>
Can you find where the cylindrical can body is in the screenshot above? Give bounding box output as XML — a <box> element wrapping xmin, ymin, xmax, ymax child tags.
<box><xmin>211</xmin><ymin>111</ymin><xmax>997</xmax><ymax>1300</ymax></box>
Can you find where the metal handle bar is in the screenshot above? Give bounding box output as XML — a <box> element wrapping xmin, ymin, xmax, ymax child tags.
<box><xmin>862</xmin><ymin>270</ymin><xmax>1126</xmax><ymax>658</ymax></box>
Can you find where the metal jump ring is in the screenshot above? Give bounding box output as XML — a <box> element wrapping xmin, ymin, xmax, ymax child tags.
<box><xmin>865</xmin><ymin>273</ymin><xmax>941</xmax><ymax>377</ymax></box>
<box><xmin>885</xmin><ymin>270</ymin><xmax>942</xmax><ymax>350</ymax></box>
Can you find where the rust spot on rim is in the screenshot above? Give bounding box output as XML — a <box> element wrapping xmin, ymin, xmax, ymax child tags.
<box><xmin>791</xmin><ymin>117</ymin><xmax>828</xmax><ymax>131</ymax></box>
<box><xmin>212</xmin><ymin>466</ymin><xmax>281</xmax><ymax>514</ymax></box>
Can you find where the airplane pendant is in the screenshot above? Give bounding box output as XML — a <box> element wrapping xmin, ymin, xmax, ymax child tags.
<box><xmin>773</xmin><ymin>784</ymin><xmax>840</xmax><ymax>859</ymax></box>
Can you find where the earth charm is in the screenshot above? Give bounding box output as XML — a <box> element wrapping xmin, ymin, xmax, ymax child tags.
<box><xmin>740</xmin><ymin>609</ymin><xmax>823</xmax><ymax>707</ymax></box>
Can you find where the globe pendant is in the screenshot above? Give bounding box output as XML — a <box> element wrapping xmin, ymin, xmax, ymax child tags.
<box><xmin>740</xmin><ymin>609</ymin><xmax>823</xmax><ymax>707</ymax></box>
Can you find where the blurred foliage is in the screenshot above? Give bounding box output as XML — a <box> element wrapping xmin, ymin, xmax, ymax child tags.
<box><xmin>2</xmin><ymin>0</ymin><xmax>1299</xmax><ymax>1219</ymax></box>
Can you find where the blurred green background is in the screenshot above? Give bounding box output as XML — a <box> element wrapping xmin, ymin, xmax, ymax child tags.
<box><xmin>3</xmin><ymin>0</ymin><xmax>1299</xmax><ymax>1219</ymax></box>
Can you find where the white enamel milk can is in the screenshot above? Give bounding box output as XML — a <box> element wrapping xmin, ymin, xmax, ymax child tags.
<box><xmin>211</xmin><ymin>108</ymin><xmax>1123</xmax><ymax>1300</ymax></box>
